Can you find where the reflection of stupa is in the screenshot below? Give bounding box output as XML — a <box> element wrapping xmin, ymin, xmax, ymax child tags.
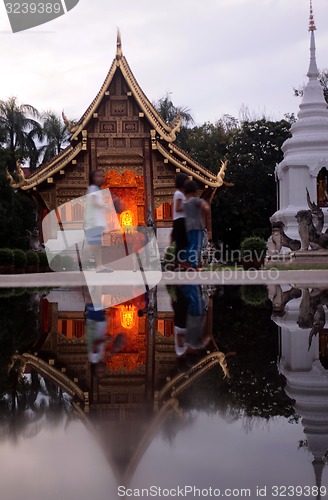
<box><xmin>270</xmin><ymin>286</ymin><xmax>328</xmax><ymax>498</ymax></box>
<box><xmin>26</xmin><ymin>285</ymin><xmax>227</xmax><ymax>484</ymax></box>
<box><xmin>270</xmin><ymin>2</ymin><xmax>328</xmax><ymax>241</ymax></box>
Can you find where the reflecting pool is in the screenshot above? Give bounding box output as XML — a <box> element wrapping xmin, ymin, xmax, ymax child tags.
<box><xmin>0</xmin><ymin>284</ymin><xmax>327</xmax><ymax>500</ymax></box>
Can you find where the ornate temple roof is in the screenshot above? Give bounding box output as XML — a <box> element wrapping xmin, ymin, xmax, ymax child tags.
<box><xmin>19</xmin><ymin>31</ymin><xmax>225</xmax><ymax>191</ymax></box>
<box><xmin>69</xmin><ymin>32</ymin><xmax>174</xmax><ymax>143</ymax></box>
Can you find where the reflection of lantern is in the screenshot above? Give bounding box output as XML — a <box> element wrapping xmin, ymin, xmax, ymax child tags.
<box><xmin>120</xmin><ymin>210</ymin><xmax>134</xmax><ymax>227</ymax></box>
<box><xmin>119</xmin><ymin>304</ymin><xmax>136</xmax><ymax>329</ymax></box>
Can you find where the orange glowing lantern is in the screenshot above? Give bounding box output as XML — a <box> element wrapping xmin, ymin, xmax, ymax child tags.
<box><xmin>119</xmin><ymin>304</ymin><xmax>137</xmax><ymax>329</ymax></box>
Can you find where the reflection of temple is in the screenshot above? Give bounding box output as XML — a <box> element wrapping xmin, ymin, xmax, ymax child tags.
<box><xmin>33</xmin><ymin>286</ymin><xmax>224</xmax><ymax>483</ymax></box>
<box><xmin>17</xmin><ymin>33</ymin><xmax>225</xmax><ymax>253</ymax></box>
<box><xmin>269</xmin><ymin>286</ymin><xmax>328</xmax><ymax>497</ymax></box>
<box><xmin>271</xmin><ymin>7</ymin><xmax>328</xmax><ymax>240</ymax></box>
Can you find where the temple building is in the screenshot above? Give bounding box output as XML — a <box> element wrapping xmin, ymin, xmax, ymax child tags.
<box><xmin>15</xmin><ymin>32</ymin><xmax>226</xmax><ymax>252</ymax></box>
<box><xmin>271</xmin><ymin>3</ymin><xmax>328</xmax><ymax>241</ymax></box>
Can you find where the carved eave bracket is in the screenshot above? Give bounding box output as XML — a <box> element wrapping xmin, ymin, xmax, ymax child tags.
<box><xmin>82</xmin><ymin>130</ymin><xmax>88</xmax><ymax>150</ymax></box>
<box><xmin>150</xmin><ymin>130</ymin><xmax>157</xmax><ymax>150</ymax></box>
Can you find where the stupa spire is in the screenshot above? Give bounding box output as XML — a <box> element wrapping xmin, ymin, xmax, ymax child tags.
<box><xmin>307</xmin><ymin>1</ymin><xmax>319</xmax><ymax>79</ymax></box>
<box><xmin>271</xmin><ymin>0</ymin><xmax>328</xmax><ymax>241</ymax></box>
<box><xmin>309</xmin><ymin>0</ymin><xmax>316</xmax><ymax>31</ymax></box>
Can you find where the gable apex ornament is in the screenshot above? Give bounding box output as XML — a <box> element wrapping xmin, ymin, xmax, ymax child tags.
<box><xmin>116</xmin><ymin>29</ymin><xmax>122</xmax><ymax>59</ymax></box>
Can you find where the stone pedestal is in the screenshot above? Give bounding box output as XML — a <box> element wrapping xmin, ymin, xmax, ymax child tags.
<box><xmin>266</xmin><ymin>249</ymin><xmax>328</xmax><ymax>267</ymax></box>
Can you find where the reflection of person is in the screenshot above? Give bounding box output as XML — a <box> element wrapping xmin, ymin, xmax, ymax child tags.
<box><xmin>183</xmin><ymin>180</ymin><xmax>210</xmax><ymax>269</ymax></box>
<box><xmin>85</xmin><ymin>301</ymin><xmax>126</xmax><ymax>378</ymax></box>
<box><xmin>168</xmin><ymin>284</ymin><xmax>233</xmax><ymax>376</ymax></box>
<box><xmin>184</xmin><ymin>285</ymin><xmax>209</xmax><ymax>351</ymax></box>
<box><xmin>171</xmin><ymin>286</ymin><xmax>188</xmax><ymax>357</ymax></box>
<box><xmin>170</xmin><ymin>284</ymin><xmax>209</xmax><ymax>357</ymax></box>
<box><xmin>172</xmin><ymin>173</ymin><xmax>189</xmax><ymax>265</ymax></box>
<box><xmin>84</xmin><ymin>169</ymin><xmax>123</xmax><ymax>272</ymax></box>
<box><xmin>85</xmin><ymin>304</ymin><xmax>105</xmax><ymax>357</ymax></box>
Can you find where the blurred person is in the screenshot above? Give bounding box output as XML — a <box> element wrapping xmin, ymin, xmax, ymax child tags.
<box><xmin>84</xmin><ymin>169</ymin><xmax>124</xmax><ymax>272</ymax></box>
<box><xmin>172</xmin><ymin>173</ymin><xmax>189</xmax><ymax>266</ymax></box>
<box><xmin>183</xmin><ymin>180</ymin><xmax>210</xmax><ymax>270</ymax></box>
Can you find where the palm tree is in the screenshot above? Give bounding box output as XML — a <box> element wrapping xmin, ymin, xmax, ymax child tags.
<box><xmin>0</xmin><ymin>97</ymin><xmax>43</xmax><ymax>172</ymax></box>
<box><xmin>41</xmin><ymin>111</ymin><xmax>70</xmax><ymax>164</ymax></box>
<box><xmin>26</xmin><ymin>128</ymin><xmax>44</xmax><ymax>170</ymax></box>
<box><xmin>154</xmin><ymin>92</ymin><xmax>194</xmax><ymax>127</ymax></box>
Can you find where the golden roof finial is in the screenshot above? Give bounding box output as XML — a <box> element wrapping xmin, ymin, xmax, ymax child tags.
<box><xmin>309</xmin><ymin>0</ymin><xmax>316</xmax><ymax>31</ymax></box>
<box><xmin>116</xmin><ymin>28</ymin><xmax>122</xmax><ymax>59</ymax></box>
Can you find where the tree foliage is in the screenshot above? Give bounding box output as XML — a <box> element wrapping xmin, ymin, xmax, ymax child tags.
<box><xmin>0</xmin><ymin>101</ymin><xmax>69</xmax><ymax>248</ymax></box>
<box><xmin>0</xmin><ymin>97</ymin><xmax>42</xmax><ymax>172</ymax></box>
<box><xmin>0</xmin><ymin>149</ymin><xmax>36</xmax><ymax>249</ymax></box>
<box><xmin>41</xmin><ymin>111</ymin><xmax>70</xmax><ymax>164</ymax></box>
<box><xmin>0</xmin><ymin>99</ymin><xmax>69</xmax><ymax>171</ymax></box>
<box><xmin>212</xmin><ymin>118</ymin><xmax>291</xmax><ymax>249</ymax></box>
<box><xmin>181</xmin><ymin>121</ymin><xmax>232</xmax><ymax>172</ymax></box>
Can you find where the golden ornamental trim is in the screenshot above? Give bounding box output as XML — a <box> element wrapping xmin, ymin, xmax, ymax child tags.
<box><xmin>21</xmin><ymin>143</ymin><xmax>83</xmax><ymax>190</ymax></box>
<box><xmin>156</xmin><ymin>142</ymin><xmax>228</xmax><ymax>188</ymax></box>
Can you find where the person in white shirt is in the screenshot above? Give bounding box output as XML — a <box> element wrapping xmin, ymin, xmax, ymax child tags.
<box><xmin>84</xmin><ymin>169</ymin><xmax>123</xmax><ymax>272</ymax></box>
<box><xmin>172</xmin><ymin>173</ymin><xmax>188</xmax><ymax>266</ymax></box>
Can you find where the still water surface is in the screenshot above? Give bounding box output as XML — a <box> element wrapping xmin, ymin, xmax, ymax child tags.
<box><xmin>0</xmin><ymin>284</ymin><xmax>327</xmax><ymax>500</ymax></box>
